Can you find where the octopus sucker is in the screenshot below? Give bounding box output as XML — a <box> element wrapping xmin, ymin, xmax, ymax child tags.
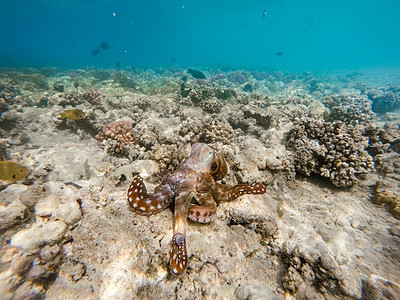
<box><xmin>127</xmin><ymin>143</ymin><xmax>266</xmax><ymax>275</ymax></box>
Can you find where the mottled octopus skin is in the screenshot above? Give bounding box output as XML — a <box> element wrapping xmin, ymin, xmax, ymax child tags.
<box><xmin>127</xmin><ymin>143</ymin><xmax>266</xmax><ymax>276</ymax></box>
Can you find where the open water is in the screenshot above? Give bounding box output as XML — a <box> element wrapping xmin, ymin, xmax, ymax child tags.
<box><xmin>1</xmin><ymin>0</ymin><xmax>400</xmax><ymax>74</ymax></box>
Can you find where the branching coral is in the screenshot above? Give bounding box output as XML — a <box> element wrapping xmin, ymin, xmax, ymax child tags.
<box><xmin>287</xmin><ymin>117</ymin><xmax>374</xmax><ymax>187</ymax></box>
<box><xmin>96</xmin><ymin>120</ymin><xmax>135</xmax><ymax>154</ymax></box>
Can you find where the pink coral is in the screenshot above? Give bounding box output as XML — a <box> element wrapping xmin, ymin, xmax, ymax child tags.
<box><xmin>83</xmin><ymin>89</ymin><xmax>102</xmax><ymax>104</ymax></box>
<box><xmin>96</xmin><ymin>120</ymin><xmax>134</xmax><ymax>154</ymax></box>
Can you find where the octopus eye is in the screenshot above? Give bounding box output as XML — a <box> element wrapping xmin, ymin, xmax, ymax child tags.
<box><xmin>210</xmin><ymin>162</ymin><xmax>218</xmax><ymax>174</ymax></box>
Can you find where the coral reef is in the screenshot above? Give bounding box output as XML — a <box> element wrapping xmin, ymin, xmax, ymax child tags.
<box><xmin>368</xmin><ymin>85</ymin><xmax>400</xmax><ymax>113</ymax></box>
<box><xmin>365</xmin><ymin>123</ymin><xmax>400</xmax><ymax>156</ymax></box>
<box><xmin>0</xmin><ymin>79</ymin><xmax>20</xmax><ymax>113</ymax></box>
<box><xmin>58</xmin><ymin>89</ymin><xmax>102</xmax><ymax>107</ymax></box>
<box><xmin>179</xmin><ymin>115</ymin><xmax>235</xmax><ymax>145</ymax></box>
<box><xmin>0</xmin><ymin>66</ymin><xmax>399</xmax><ymax>299</ymax></box>
<box><xmin>228</xmin><ymin>71</ymin><xmax>248</xmax><ymax>84</ymax></box>
<box><xmin>287</xmin><ymin>117</ymin><xmax>374</xmax><ymax>187</ymax></box>
<box><xmin>200</xmin><ymin>97</ymin><xmax>222</xmax><ymax>113</ymax></box>
<box><xmin>96</xmin><ymin>120</ymin><xmax>135</xmax><ymax>154</ymax></box>
<box><xmin>180</xmin><ymin>80</ymin><xmax>237</xmax><ymax>104</ymax></box>
<box><xmin>323</xmin><ymin>94</ymin><xmax>374</xmax><ymax>124</ymax></box>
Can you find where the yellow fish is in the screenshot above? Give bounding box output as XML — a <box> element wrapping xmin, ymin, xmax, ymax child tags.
<box><xmin>0</xmin><ymin>161</ymin><xmax>29</xmax><ymax>182</ymax></box>
<box><xmin>59</xmin><ymin>109</ymin><xmax>85</xmax><ymax>120</ymax></box>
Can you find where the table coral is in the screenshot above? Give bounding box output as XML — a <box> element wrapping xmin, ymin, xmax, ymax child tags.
<box><xmin>287</xmin><ymin>117</ymin><xmax>374</xmax><ymax>187</ymax></box>
<box><xmin>96</xmin><ymin>120</ymin><xmax>135</xmax><ymax>154</ymax></box>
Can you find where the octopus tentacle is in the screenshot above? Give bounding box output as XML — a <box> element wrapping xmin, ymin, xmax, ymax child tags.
<box><xmin>127</xmin><ymin>175</ymin><xmax>173</xmax><ymax>214</ymax></box>
<box><xmin>188</xmin><ymin>205</ymin><xmax>217</xmax><ymax>223</ymax></box>
<box><xmin>212</xmin><ymin>182</ymin><xmax>266</xmax><ymax>203</ymax></box>
<box><xmin>188</xmin><ymin>191</ymin><xmax>217</xmax><ymax>223</ymax></box>
<box><xmin>170</xmin><ymin>233</ymin><xmax>187</xmax><ymax>276</ymax></box>
<box><xmin>170</xmin><ymin>189</ymin><xmax>192</xmax><ymax>276</ymax></box>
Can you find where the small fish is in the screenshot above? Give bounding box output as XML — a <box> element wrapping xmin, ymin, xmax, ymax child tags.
<box><xmin>59</xmin><ymin>109</ymin><xmax>85</xmax><ymax>120</ymax></box>
<box><xmin>0</xmin><ymin>161</ymin><xmax>29</xmax><ymax>182</ymax></box>
<box><xmin>276</xmin><ymin>51</ymin><xmax>283</xmax><ymax>56</ymax></box>
<box><xmin>116</xmin><ymin>61</ymin><xmax>121</xmax><ymax>68</ymax></box>
<box><xmin>100</xmin><ymin>42</ymin><xmax>110</xmax><ymax>50</ymax></box>
<box><xmin>263</xmin><ymin>9</ymin><xmax>267</xmax><ymax>19</ymax></box>
<box><xmin>187</xmin><ymin>68</ymin><xmax>206</xmax><ymax>79</ymax></box>
<box><xmin>92</xmin><ymin>48</ymin><xmax>101</xmax><ymax>56</ymax></box>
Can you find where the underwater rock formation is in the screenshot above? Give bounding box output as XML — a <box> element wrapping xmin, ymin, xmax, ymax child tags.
<box><xmin>287</xmin><ymin>117</ymin><xmax>374</xmax><ymax>187</ymax></box>
<box><xmin>374</xmin><ymin>179</ymin><xmax>400</xmax><ymax>220</ymax></box>
<box><xmin>363</xmin><ymin>274</ymin><xmax>400</xmax><ymax>299</ymax></box>
<box><xmin>0</xmin><ymin>182</ymin><xmax>82</xmax><ymax>299</ymax></box>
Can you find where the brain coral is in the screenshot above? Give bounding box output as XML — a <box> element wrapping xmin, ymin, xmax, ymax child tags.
<box><xmin>96</xmin><ymin>120</ymin><xmax>135</xmax><ymax>154</ymax></box>
<box><xmin>287</xmin><ymin>117</ymin><xmax>374</xmax><ymax>187</ymax></box>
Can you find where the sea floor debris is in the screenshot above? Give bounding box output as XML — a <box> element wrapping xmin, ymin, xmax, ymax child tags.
<box><xmin>0</xmin><ymin>67</ymin><xmax>399</xmax><ymax>299</ymax></box>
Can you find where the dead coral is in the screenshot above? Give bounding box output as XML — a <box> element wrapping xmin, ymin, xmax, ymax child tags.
<box><xmin>287</xmin><ymin>117</ymin><xmax>374</xmax><ymax>187</ymax></box>
<box><xmin>200</xmin><ymin>97</ymin><xmax>222</xmax><ymax>113</ymax></box>
<box><xmin>374</xmin><ymin>180</ymin><xmax>400</xmax><ymax>220</ymax></box>
<box><xmin>374</xmin><ymin>152</ymin><xmax>400</xmax><ymax>181</ymax></box>
<box><xmin>365</xmin><ymin>123</ymin><xmax>400</xmax><ymax>156</ymax></box>
<box><xmin>59</xmin><ymin>89</ymin><xmax>102</xmax><ymax>107</ymax></box>
<box><xmin>368</xmin><ymin>85</ymin><xmax>400</xmax><ymax>114</ymax></box>
<box><xmin>180</xmin><ymin>115</ymin><xmax>235</xmax><ymax>145</ymax></box>
<box><xmin>323</xmin><ymin>94</ymin><xmax>374</xmax><ymax>125</ymax></box>
<box><xmin>180</xmin><ymin>80</ymin><xmax>236</xmax><ymax>105</ymax></box>
<box><xmin>0</xmin><ymin>79</ymin><xmax>20</xmax><ymax>112</ymax></box>
<box><xmin>146</xmin><ymin>144</ymin><xmax>190</xmax><ymax>170</ymax></box>
<box><xmin>81</xmin><ymin>89</ymin><xmax>102</xmax><ymax>104</ymax></box>
<box><xmin>96</xmin><ymin>120</ymin><xmax>135</xmax><ymax>154</ymax></box>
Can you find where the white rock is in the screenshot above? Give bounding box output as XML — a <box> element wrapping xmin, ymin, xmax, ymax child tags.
<box><xmin>241</xmin><ymin>138</ymin><xmax>268</xmax><ymax>169</ymax></box>
<box><xmin>10</xmin><ymin>220</ymin><xmax>67</xmax><ymax>252</ymax></box>
<box><xmin>0</xmin><ymin>184</ymin><xmax>28</xmax><ymax>205</ymax></box>
<box><xmin>53</xmin><ymin>202</ymin><xmax>82</xmax><ymax>225</ymax></box>
<box><xmin>113</xmin><ymin>160</ymin><xmax>159</xmax><ymax>183</ymax></box>
<box><xmin>0</xmin><ymin>199</ymin><xmax>28</xmax><ymax>230</ymax></box>
<box><xmin>35</xmin><ymin>195</ymin><xmax>60</xmax><ymax>217</ymax></box>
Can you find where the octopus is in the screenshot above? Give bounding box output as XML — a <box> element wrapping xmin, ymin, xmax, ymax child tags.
<box><xmin>127</xmin><ymin>143</ymin><xmax>266</xmax><ymax>276</ymax></box>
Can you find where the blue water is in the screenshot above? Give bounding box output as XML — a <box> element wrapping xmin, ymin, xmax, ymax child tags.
<box><xmin>1</xmin><ymin>0</ymin><xmax>400</xmax><ymax>72</ymax></box>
